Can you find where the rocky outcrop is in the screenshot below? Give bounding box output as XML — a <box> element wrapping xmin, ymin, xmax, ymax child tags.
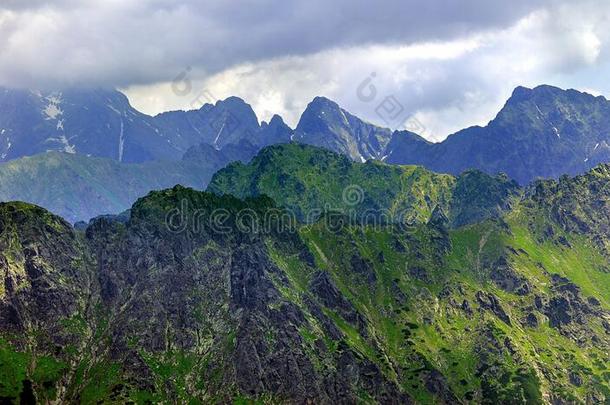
<box><xmin>1</xmin><ymin>175</ymin><xmax>609</xmax><ymax>403</ymax></box>
<box><xmin>488</xmin><ymin>256</ymin><xmax>531</xmax><ymax>295</ymax></box>
<box><xmin>476</xmin><ymin>291</ymin><xmax>511</xmax><ymax>325</ymax></box>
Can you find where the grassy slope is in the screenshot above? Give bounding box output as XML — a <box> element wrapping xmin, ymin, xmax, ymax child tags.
<box><xmin>208</xmin><ymin>143</ymin><xmax>518</xmax><ymax>228</ymax></box>
<box><xmin>0</xmin><ymin>163</ymin><xmax>608</xmax><ymax>402</ymax></box>
<box><xmin>283</xmin><ymin>216</ymin><xmax>609</xmax><ymax>402</ymax></box>
<box><xmin>0</xmin><ymin>152</ymin><xmax>217</xmax><ymax>223</ymax></box>
<box><xmin>208</xmin><ymin>143</ymin><xmax>456</xmax><ymax>222</ymax></box>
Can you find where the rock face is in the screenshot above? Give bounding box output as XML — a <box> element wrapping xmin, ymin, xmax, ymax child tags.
<box><xmin>154</xmin><ymin>96</ymin><xmax>263</xmax><ymax>152</ymax></box>
<box><xmin>384</xmin><ymin>85</ymin><xmax>610</xmax><ymax>184</ymax></box>
<box><xmin>0</xmin><ymin>202</ymin><xmax>91</xmax><ymax>334</ymax></box>
<box><xmin>0</xmin><ymin>160</ymin><xmax>610</xmax><ymax>403</ymax></box>
<box><xmin>0</xmin><ymin>87</ymin><xmax>195</xmax><ymax>163</ymax></box>
<box><xmin>476</xmin><ymin>291</ymin><xmax>511</xmax><ymax>325</ymax></box>
<box><xmin>4</xmin><ymin>84</ymin><xmax>610</xmax><ymax>184</ymax></box>
<box><xmin>293</xmin><ymin>96</ymin><xmax>392</xmax><ymax>162</ymax></box>
<box><xmin>0</xmin><ymin>88</ymin><xmax>273</xmax><ymax>164</ymax></box>
<box><xmin>0</xmin><ymin>191</ymin><xmax>414</xmax><ymax>403</ymax></box>
<box><xmin>256</xmin><ymin>114</ymin><xmax>293</xmax><ymax>148</ymax></box>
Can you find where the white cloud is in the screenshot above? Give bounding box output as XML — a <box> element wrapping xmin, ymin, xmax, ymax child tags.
<box><xmin>125</xmin><ymin>1</ymin><xmax>610</xmax><ymax>141</ymax></box>
<box><xmin>2</xmin><ymin>0</ymin><xmax>610</xmax><ymax>141</ymax></box>
<box><xmin>0</xmin><ymin>0</ymin><xmax>550</xmax><ymax>89</ymax></box>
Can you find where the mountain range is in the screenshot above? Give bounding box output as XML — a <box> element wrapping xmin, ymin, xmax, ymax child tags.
<box><xmin>0</xmin><ymin>143</ymin><xmax>608</xmax><ymax>403</ymax></box>
<box><xmin>0</xmin><ymin>88</ymin><xmax>292</xmax><ymax>163</ymax></box>
<box><xmin>1</xmin><ymin>84</ymin><xmax>610</xmax><ymax>222</ymax></box>
<box><xmin>384</xmin><ymin>85</ymin><xmax>610</xmax><ymax>184</ymax></box>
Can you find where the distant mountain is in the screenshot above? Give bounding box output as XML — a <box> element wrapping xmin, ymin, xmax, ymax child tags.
<box><xmin>293</xmin><ymin>96</ymin><xmax>392</xmax><ymax>161</ymax></box>
<box><xmin>0</xmin><ymin>87</ymin><xmax>171</xmax><ymax>162</ymax></box>
<box><xmin>0</xmin><ymin>88</ymin><xmax>272</xmax><ymax>163</ymax></box>
<box><xmin>6</xmin><ymin>84</ymin><xmax>610</xmax><ymax>185</ymax></box>
<box><xmin>5</xmin><ymin>84</ymin><xmax>610</xmax><ymax>224</ymax></box>
<box><xmin>154</xmin><ymin>96</ymin><xmax>265</xmax><ymax>151</ymax></box>
<box><xmin>0</xmin><ymin>86</ymin><xmax>296</xmax><ymax>222</ymax></box>
<box><xmin>384</xmin><ymin>85</ymin><xmax>610</xmax><ymax>184</ymax></box>
<box><xmin>256</xmin><ymin>114</ymin><xmax>294</xmax><ymax>147</ymax></box>
<box><xmin>0</xmin><ymin>88</ymin><xmax>391</xmax><ymax>167</ymax></box>
<box><xmin>0</xmin><ymin>142</ymin><xmax>258</xmax><ymax>223</ymax></box>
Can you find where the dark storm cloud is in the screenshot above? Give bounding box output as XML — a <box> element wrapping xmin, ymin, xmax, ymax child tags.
<box><xmin>0</xmin><ymin>0</ymin><xmax>554</xmax><ymax>88</ymax></box>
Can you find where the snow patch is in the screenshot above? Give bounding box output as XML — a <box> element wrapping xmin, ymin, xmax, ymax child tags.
<box><xmin>58</xmin><ymin>134</ymin><xmax>76</xmax><ymax>154</ymax></box>
<box><xmin>4</xmin><ymin>139</ymin><xmax>12</xmax><ymax>159</ymax></box>
<box><xmin>118</xmin><ymin>118</ymin><xmax>125</xmax><ymax>162</ymax></box>
<box><xmin>107</xmin><ymin>104</ymin><xmax>122</xmax><ymax>115</ymax></box>
<box><xmin>0</xmin><ymin>129</ymin><xmax>5</xmax><ymax>135</ymax></box>
<box><xmin>594</xmin><ymin>143</ymin><xmax>600</xmax><ymax>150</ymax></box>
<box><xmin>46</xmin><ymin>94</ymin><xmax>62</xmax><ymax>104</ymax></box>
<box><xmin>42</xmin><ymin>92</ymin><xmax>64</xmax><ymax>120</ymax></box>
<box><xmin>339</xmin><ymin>109</ymin><xmax>350</xmax><ymax>126</ymax></box>
<box><xmin>213</xmin><ymin>122</ymin><xmax>226</xmax><ymax>149</ymax></box>
<box><xmin>43</xmin><ymin>103</ymin><xmax>63</xmax><ymax>120</ymax></box>
<box><xmin>584</xmin><ymin>158</ymin><xmax>589</xmax><ymax>163</ymax></box>
<box><xmin>59</xmin><ymin>135</ymin><xmax>76</xmax><ymax>154</ymax></box>
<box><xmin>552</xmin><ymin>126</ymin><xmax>560</xmax><ymax>138</ymax></box>
<box><xmin>534</xmin><ymin>104</ymin><xmax>544</xmax><ymax>119</ymax></box>
<box><xmin>45</xmin><ymin>134</ymin><xmax>76</xmax><ymax>154</ymax></box>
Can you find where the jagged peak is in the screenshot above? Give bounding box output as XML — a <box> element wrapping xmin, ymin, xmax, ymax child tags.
<box><xmin>261</xmin><ymin>114</ymin><xmax>290</xmax><ymax>130</ymax></box>
<box><xmin>213</xmin><ymin>96</ymin><xmax>260</xmax><ymax>125</ymax></box>
<box><xmin>506</xmin><ymin>85</ymin><xmax>560</xmax><ymax>104</ymax></box>
<box><xmin>268</xmin><ymin>114</ymin><xmax>286</xmax><ymax>126</ymax></box>
<box><xmin>309</xmin><ymin>95</ymin><xmax>340</xmax><ymax>107</ymax></box>
<box><xmin>297</xmin><ymin>95</ymin><xmax>391</xmax><ymax>132</ymax></box>
<box><xmin>507</xmin><ymin>84</ymin><xmax>605</xmax><ymax>105</ymax></box>
<box><xmin>299</xmin><ymin>96</ymin><xmax>345</xmax><ymax>118</ymax></box>
<box><xmin>391</xmin><ymin>130</ymin><xmax>432</xmax><ymax>145</ymax></box>
<box><xmin>215</xmin><ymin>95</ymin><xmax>249</xmax><ymax>107</ymax></box>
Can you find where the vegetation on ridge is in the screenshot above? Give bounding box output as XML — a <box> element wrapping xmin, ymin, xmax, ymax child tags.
<box><xmin>0</xmin><ymin>148</ymin><xmax>609</xmax><ymax>403</ymax></box>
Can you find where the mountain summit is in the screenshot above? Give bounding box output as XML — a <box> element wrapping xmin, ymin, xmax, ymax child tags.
<box><xmin>0</xmin><ymin>87</ymin><xmax>167</xmax><ymax>162</ymax></box>
<box><xmin>3</xmin><ymin>85</ymin><xmax>610</xmax><ymax>223</ymax></box>
<box><xmin>384</xmin><ymin>85</ymin><xmax>610</xmax><ymax>184</ymax></box>
<box><xmin>293</xmin><ymin>96</ymin><xmax>392</xmax><ymax>162</ymax></box>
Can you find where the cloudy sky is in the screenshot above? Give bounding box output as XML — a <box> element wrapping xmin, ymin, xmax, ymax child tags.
<box><xmin>1</xmin><ymin>0</ymin><xmax>609</xmax><ymax>140</ymax></box>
